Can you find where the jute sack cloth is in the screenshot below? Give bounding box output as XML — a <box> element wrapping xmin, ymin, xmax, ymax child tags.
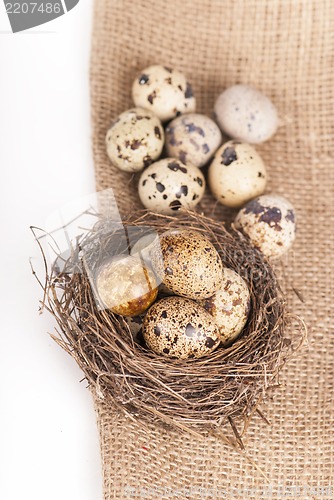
<box><xmin>90</xmin><ymin>0</ymin><xmax>334</xmax><ymax>498</ymax></box>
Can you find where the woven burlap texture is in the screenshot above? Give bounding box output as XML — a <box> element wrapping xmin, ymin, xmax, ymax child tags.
<box><xmin>90</xmin><ymin>0</ymin><xmax>334</xmax><ymax>498</ymax></box>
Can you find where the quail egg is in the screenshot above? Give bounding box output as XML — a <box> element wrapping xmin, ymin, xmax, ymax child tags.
<box><xmin>214</xmin><ymin>84</ymin><xmax>278</xmax><ymax>144</ymax></box>
<box><xmin>96</xmin><ymin>255</ymin><xmax>158</xmax><ymax>316</ymax></box>
<box><xmin>208</xmin><ymin>140</ymin><xmax>267</xmax><ymax>208</ymax></box>
<box><xmin>165</xmin><ymin>113</ymin><xmax>222</xmax><ymax>167</ymax></box>
<box><xmin>143</xmin><ymin>296</ymin><xmax>220</xmax><ymax>359</ymax></box>
<box><xmin>235</xmin><ymin>194</ymin><xmax>296</xmax><ymax>259</ymax></box>
<box><xmin>132</xmin><ymin>65</ymin><xmax>196</xmax><ymax>122</ymax></box>
<box><xmin>138</xmin><ymin>158</ymin><xmax>205</xmax><ymax>215</ymax></box>
<box><xmin>201</xmin><ymin>268</ymin><xmax>250</xmax><ymax>346</ymax></box>
<box><xmin>105</xmin><ymin>107</ymin><xmax>164</xmax><ymax>172</ymax></box>
<box><xmin>150</xmin><ymin>229</ymin><xmax>223</xmax><ymax>299</ymax></box>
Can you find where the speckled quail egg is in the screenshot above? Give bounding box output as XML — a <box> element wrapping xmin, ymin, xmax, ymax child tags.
<box><xmin>165</xmin><ymin>113</ymin><xmax>222</xmax><ymax>168</ymax></box>
<box><xmin>132</xmin><ymin>65</ymin><xmax>196</xmax><ymax>122</ymax></box>
<box><xmin>105</xmin><ymin>108</ymin><xmax>164</xmax><ymax>172</ymax></box>
<box><xmin>235</xmin><ymin>194</ymin><xmax>296</xmax><ymax>259</ymax></box>
<box><xmin>143</xmin><ymin>296</ymin><xmax>220</xmax><ymax>359</ymax></box>
<box><xmin>138</xmin><ymin>158</ymin><xmax>205</xmax><ymax>215</ymax></box>
<box><xmin>150</xmin><ymin>230</ymin><xmax>223</xmax><ymax>299</ymax></box>
<box><xmin>214</xmin><ymin>84</ymin><xmax>278</xmax><ymax>144</ymax></box>
<box><xmin>208</xmin><ymin>140</ymin><xmax>267</xmax><ymax>208</ymax></box>
<box><xmin>201</xmin><ymin>268</ymin><xmax>250</xmax><ymax>346</ymax></box>
<box><xmin>95</xmin><ymin>255</ymin><xmax>158</xmax><ymax>316</ymax></box>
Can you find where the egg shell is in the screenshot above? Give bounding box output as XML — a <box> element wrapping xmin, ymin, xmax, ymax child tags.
<box><xmin>95</xmin><ymin>255</ymin><xmax>158</xmax><ymax>316</ymax></box>
<box><xmin>165</xmin><ymin>113</ymin><xmax>222</xmax><ymax>168</ymax></box>
<box><xmin>235</xmin><ymin>194</ymin><xmax>296</xmax><ymax>259</ymax></box>
<box><xmin>143</xmin><ymin>296</ymin><xmax>220</xmax><ymax>359</ymax></box>
<box><xmin>214</xmin><ymin>84</ymin><xmax>278</xmax><ymax>144</ymax></box>
<box><xmin>208</xmin><ymin>140</ymin><xmax>267</xmax><ymax>208</ymax></box>
<box><xmin>105</xmin><ymin>107</ymin><xmax>164</xmax><ymax>172</ymax></box>
<box><xmin>138</xmin><ymin>158</ymin><xmax>205</xmax><ymax>215</ymax></box>
<box><xmin>132</xmin><ymin>65</ymin><xmax>196</xmax><ymax>122</ymax></box>
<box><xmin>201</xmin><ymin>268</ymin><xmax>250</xmax><ymax>346</ymax></box>
<box><xmin>150</xmin><ymin>229</ymin><xmax>224</xmax><ymax>299</ymax></box>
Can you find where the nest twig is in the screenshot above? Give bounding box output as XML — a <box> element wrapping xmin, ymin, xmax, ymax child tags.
<box><xmin>33</xmin><ymin>210</ymin><xmax>305</xmax><ymax>446</ymax></box>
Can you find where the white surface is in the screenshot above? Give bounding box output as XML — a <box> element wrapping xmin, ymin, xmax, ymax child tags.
<box><xmin>0</xmin><ymin>2</ymin><xmax>103</xmax><ymax>500</ymax></box>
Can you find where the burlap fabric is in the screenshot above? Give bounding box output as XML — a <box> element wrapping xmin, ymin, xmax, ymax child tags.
<box><xmin>90</xmin><ymin>1</ymin><xmax>334</xmax><ymax>498</ymax></box>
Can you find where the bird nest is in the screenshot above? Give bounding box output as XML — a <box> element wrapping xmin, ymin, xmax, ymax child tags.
<box><xmin>35</xmin><ymin>210</ymin><xmax>304</xmax><ymax>447</ymax></box>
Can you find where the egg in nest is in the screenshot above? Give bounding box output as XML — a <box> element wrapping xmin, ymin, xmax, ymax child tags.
<box><xmin>201</xmin><ymin>268</ymin><xmax>250</xmax><ymax>346</ymax></box>
<box><xmin>95</xmin><ymin>255</ymin><xmax>158</xmax><ymax>316</ymax></box>
<box><xmin>150</xmin><ymin>229</ymin><xmax>223</xmax><ymax>300</ymax></box>
<box><xmin>143</xmin><ymin>296</ymin><xmax>220</xmax><ymax>359</ymax></box>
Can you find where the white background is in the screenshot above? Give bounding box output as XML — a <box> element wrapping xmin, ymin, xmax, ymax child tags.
<box><xmin>0</xmin><ymin>2</ymin><xmax>103</xmax><ymax>499</ymax></box>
